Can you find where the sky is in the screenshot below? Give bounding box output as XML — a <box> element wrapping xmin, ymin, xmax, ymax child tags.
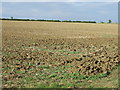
<box><xmin>1</xmin><ymin>2</ymin><xmax>118</xmax><ymax>23</ymax></box>
<box><xmin>1</xmin><ymin>0</ymin><xmax>119</xmax><ymax>2</ymax></box>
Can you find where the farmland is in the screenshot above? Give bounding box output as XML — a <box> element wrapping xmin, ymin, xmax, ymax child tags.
<box><xmin>2</xmin><ymin>20</ymin><xmax>119</xmax><ymax>88</ymax></box>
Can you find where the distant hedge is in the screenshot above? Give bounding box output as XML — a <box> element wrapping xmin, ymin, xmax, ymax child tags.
<box><xmin>62</xmin><ymin>20</ymin><xmax>96</xmax><ymax>23</ymax></box>
<box><xmin>0</xmin><ymin>18</ymin><xmax>96</xmax><ymax>23</ymax></box>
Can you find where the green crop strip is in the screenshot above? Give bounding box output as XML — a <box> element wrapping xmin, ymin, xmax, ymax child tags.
<box><xmin>24</xmin><ymin>46</ymin><xmax>85</xmax><ymax>54</ymax></box>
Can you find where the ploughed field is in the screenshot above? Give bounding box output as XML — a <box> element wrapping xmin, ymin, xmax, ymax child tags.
<box><xmin>2</xmin><ymin>20</ymin><xmax>119</xmax><ymax>88</ymax></box>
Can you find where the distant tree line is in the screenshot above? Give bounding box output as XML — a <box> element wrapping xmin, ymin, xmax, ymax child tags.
<box><xmin>62</xmin><ymin>20</ymin><xmax>96</xmax><ymax>23</ymax></box>
<box><xmin>0</xmin><ymin>17</ymin><xmax>97</xmax><ymax>23</ymax></box>
<box><xmin>100</xmin><ymin>20</ymin><xmax>112</xmax><ymax>24</ymax></box>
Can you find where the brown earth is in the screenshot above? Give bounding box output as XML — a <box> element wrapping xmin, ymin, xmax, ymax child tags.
<box><xmin>2</xmin><ymin>20</ymin><xmax>119</xmax><ymax>88</ymax></box>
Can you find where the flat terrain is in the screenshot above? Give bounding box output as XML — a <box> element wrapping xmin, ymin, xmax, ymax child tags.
<box><xmin>2</xmin><ymin>20</ymin><xmax>119</xmax><ymax>88</ymax></box>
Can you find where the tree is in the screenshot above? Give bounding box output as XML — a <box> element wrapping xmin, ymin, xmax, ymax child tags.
<box><xmin>108</xmin><ymin>20</ymin><xmax>112</xmax><ymax>23</ymax></box>
<box><xmin>11</xmin><ymin>17</ymin><xmax>13</xmax><ymax>19</ymax></box>
<box><xmin>100</xmin><ymin>21</ymin><xmax>104</xmax><ymax>23</ymax></box>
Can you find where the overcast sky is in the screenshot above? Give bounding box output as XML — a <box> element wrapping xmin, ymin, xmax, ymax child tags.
<box><xmin>1</xmin><ymin>2</ymin><xmax>118</xmax><ymax>23</ymax></box>
<box><xmin>1</xmin><ymin>0</ymin><xmax>119</xmax><ymax>2</ymax></box>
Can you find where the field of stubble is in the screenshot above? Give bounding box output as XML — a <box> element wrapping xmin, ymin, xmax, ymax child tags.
<box><xmin>2</xmin><ymin>20</ymin><xmax>119</xmax><ymax>88</ymax></box>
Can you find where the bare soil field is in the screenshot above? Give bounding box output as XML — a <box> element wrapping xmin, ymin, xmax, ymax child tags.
<box><xmin>2</xmin><ymin>20</ymin><xmax>119</xmax><ymax>88</ymax></box>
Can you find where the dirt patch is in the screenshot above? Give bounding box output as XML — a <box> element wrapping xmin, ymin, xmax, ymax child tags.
<box><xmin>2</xmin><ymin>20</ymin><xmax>118</xmax><ymax>88</ymax></box>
